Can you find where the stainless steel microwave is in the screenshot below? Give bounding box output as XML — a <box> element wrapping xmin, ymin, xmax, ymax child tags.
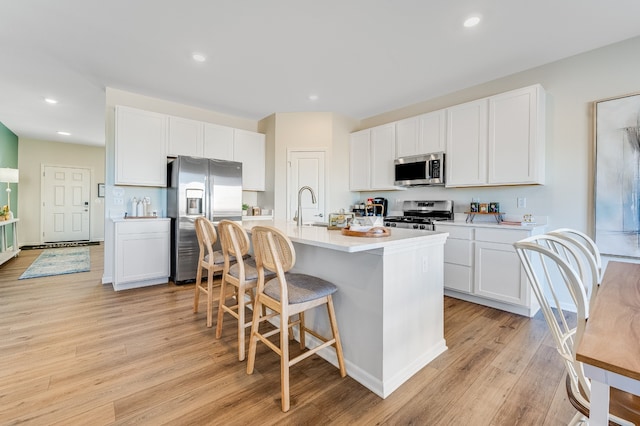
<box><xmin>394</xmin><ymin>152</ymin><xmax>445</xmax><ymax>186</ymax></box>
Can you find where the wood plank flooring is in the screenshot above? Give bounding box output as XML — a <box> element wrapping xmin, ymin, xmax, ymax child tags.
<box><xmin>0</xmin><ymin>244</ymin><xmax>576</xmax><ymax>425</ymax></box>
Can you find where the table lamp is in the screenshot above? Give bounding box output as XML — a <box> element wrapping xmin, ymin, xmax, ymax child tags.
<box><xmin>0</xmin><ymin>168</ymin><xmax>19</xmax><ymax>219</ymax></box>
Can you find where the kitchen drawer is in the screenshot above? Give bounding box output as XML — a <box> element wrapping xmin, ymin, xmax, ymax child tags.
<box><xmin>444</xmin><ymin>238</ymin><xmax>473</xmax><ymax>266</ymax></box>
<box><xmin>444</xmin><ymin>263</ymin><xmax>472</xmax><ymax>293</ymax></box>
<box><xmin>436</xmin><ymin>225</ymin><xmax>473</xmax><ymax>240</ymax></box>
<box><xmin>475</xmin><ymin>228</ymin><xmax>530</xmax><ymax>244</ymax></box>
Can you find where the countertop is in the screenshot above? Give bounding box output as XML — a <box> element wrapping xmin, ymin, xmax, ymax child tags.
<box><xmin>242</xmin><ymin>215</ymin><xmax>273</xmax><ymax>221</ymax></box>
<box><xmin>241</xmin><ymin>219</ymin><xmax>448</xmax><ymax>253</ymax></box>
<box><xmin>434</xmin><ymin>219</ymin><xmax>547</xmax><ymax>231</ymax></box>
<box><xmin>111</xmin><ymin>217</ymin><xmax>170</xmax><ymax>223</ymax></box>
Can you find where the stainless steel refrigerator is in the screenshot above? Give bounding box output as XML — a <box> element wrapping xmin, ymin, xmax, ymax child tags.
<box><xmin>167</xmin><ymin>156</ymin><xmax>243</xmax><ymax>283</ymax></box>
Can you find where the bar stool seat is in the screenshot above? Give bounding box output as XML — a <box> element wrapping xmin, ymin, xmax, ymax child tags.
<box><xmin>263</xmin><ymin>273</ymin><xmax>337</xmax><ymax>303</ymax></box>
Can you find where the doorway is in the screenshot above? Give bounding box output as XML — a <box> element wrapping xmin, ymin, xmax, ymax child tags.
<box><xmin>41</xmin><ymin>165</ymin><xmax>91</xmax><ymax>242</ymax></box>
<box><xmin>287</xmin><ymin>150</ymin><xmax>326</xmax><ymax>223</ymax></box>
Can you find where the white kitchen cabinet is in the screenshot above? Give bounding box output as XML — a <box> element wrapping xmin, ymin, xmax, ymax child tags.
<box><xmin>441</xmin><ymin>226</ymin><xmax>473</xmax><ymax>293</ymax></box>
<box><xmin>233</xmin><ymin>129</ymin><xmax>266</xmax><ymax>191</ymax></box>
<box><xmin>436</xmin><ymin>222</ymin><xmax>543</xmax><ymax>317</ymax></box>
<box><xmin>474</xmin><ymin>240</ymin><xmax>529</xmax><ymax>306</ymax></box>
<box><xmin>395</xmin><ymin>116</ymin><xmax>420</xmax><ymax>158</ymax></box>
<box><xmin>488</xmin><ymin>85</ymin><xmax>545</xmax><ymax>185</ymax></box>
<box><xmin>445</xmin><ymin>99</ymin><xmax>488</xmax><ymax>186</ymax></box>
<box><xmin>370</xmin><ymin>123</ymin><xmax>397</xmax><ymax>190</ymax></box>
<box><xmin>446</xmin><ymin>84</ymin><xmax>545</xmax><ymax>187</ymax></box>
<box><xmin>396</xmin><ymin>110</ymin><xmax>446</xmax><ymax>158</ymax></box>
<box><xmin>349</xmin><ymin>129</ymin><xmax>371</xmax><ymax>191</ymax></box>
<box><xmin>203</xmin><ymin>122</ymin><xmax>234</xmax><ymax>160</ymax></box>
<box><xmin>349</xmin><ymin>123</ymin><xmax>398</xmax><ymax>191</ymax></box>
<box><xmin>113</xmin><ymin>218</ymin><xmax>170</xmax><ymax>291</ymax></box>
<box><xmin>167</xmin><ymin>116</ymin><xmax>203</xmax><ymax>157</ymax></box>
<box><xmin>115</xmin><ymin>106</ymin><xmax>168</xmax><ymax>187</ymax></box>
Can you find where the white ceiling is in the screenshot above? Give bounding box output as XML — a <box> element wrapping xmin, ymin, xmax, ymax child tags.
<box><xmin>1</xmin><ymin>0</ymin><xmax>640</xmax><ymax>147</ymax></box>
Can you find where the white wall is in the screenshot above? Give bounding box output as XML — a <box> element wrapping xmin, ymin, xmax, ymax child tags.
<box><xmin>357</xmin><ymin>36</ymin><xmax>640</xmax><ymax>238</ymax></box>
<box><xmin>17</xmin><ymin>138</ymin><xmax>105</xmax><ymax>245</ymax></box>
<box><xmin>259</xmin><ymin>112</ymin><xmax>359</xmax><ymax>221</ymax></box>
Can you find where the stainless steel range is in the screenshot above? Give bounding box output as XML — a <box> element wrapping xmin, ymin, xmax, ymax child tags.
<box><xmin>384</xmin><ymin>200</ymin><xmax>454</xmax><ymax>230</ymax></box>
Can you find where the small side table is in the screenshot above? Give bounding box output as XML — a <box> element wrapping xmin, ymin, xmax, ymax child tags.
<box><xmin>0</xmin><ymin>218</ymin><xmax>20</xmax><ymax>266</ymax></box>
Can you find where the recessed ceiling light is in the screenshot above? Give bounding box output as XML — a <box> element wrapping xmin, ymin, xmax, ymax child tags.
<box><xmin>192</xmin><ymin>53</ymin><xmax>206</xmax><ymax>62</ymax></box>
<box><xmin>308</xmin><ymin>94</ymin><xmax>319</xmax><ymax>101</ymax></box>
<box><xmin>57</xmin><ymin>131</ymin><xmax>71</xmax><ymax>136</ymax></box>
<box><xmin>463</xmin><ymin>16</ymin><xmax>481</xmax><ymax>27</ymax></box>
<box><xmin>44</xmin><ymin>98</ymin><xmax>58</xmax><ymax>104</ymax></box>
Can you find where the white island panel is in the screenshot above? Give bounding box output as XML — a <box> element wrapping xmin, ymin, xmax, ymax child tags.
<box><xmin>243</xmin><ymin>220</ymin><xmax>448</xmax><ymax>398</ymax></box>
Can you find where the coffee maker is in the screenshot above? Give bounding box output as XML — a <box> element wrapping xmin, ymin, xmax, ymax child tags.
<box><xmin>373</xmin><ymin>197</ymin><xmax>388</xmax><ymax>217</ymax></box>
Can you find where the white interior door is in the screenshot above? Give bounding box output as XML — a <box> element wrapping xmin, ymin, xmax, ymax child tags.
<box><xmin>287</xmin><ymin>151</ymin><xmax>325</xmax><ymax>223</ymax></box>
<box><xmin>42</xmin><ymin>166</ymin><xmax>91</xmax><ymax>242</ymax></box>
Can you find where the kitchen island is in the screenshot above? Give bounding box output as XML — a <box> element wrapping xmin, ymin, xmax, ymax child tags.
<box><xmin>242</xmin><ymin>220</ymin><xmax>449</xmax><ymax>398</ymax></box>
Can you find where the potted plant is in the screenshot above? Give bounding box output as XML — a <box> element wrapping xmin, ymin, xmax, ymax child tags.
<box><xmin>242</xmin><ymin>203</ymin><xmax>249</xmax><ymax>216</ymax></box>
<box><xmin>0</xmin><ymin>205</ymin><xmax>8</xmax><ymax>221</ymax></box>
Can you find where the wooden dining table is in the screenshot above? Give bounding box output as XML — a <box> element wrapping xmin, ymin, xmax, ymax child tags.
<box><xmin>576</xmin><ymin>260</ymin><xmax>640</xmax><ymax>425</ymax></box>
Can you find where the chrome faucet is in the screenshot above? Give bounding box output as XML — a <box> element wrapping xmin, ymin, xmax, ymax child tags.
<box><xmin>294</xmin><ymin>186</ymin><xmax>317</xmax><ymax>226</ymax></box>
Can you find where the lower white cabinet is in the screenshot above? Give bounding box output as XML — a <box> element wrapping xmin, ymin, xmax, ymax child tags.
<box><xmin>436</xmin><ymin>223</ymin><xmax>544</xmax><ymax>317</ymax></box>
<box><xmin>113</xmin><ymin>218</ymin><xmax>170</xmax><ymax>291</ymax></box>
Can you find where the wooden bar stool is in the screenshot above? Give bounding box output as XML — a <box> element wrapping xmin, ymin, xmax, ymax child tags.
<box><xmin>246</xmin><ymin>225</ymin><xmax>346</xmax><ymax>412</ymax></box>
<box><xmin>193</xmin><ymin>216</ymin><xmax>226</xmax><ymax>328</ymax></box>
<box><xmin>216</xmin><ymin>219</ymin><xmax>271</xmax><ymax>361</ymax></box>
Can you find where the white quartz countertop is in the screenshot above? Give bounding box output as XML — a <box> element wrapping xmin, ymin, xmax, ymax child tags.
<box><xmin>241</xmin><ymin>219</ymin><xmax>448</xmax><ymax>253</ymax></box>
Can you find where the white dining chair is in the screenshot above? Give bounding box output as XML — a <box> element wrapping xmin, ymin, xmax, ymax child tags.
<box><xmin>514</xmin><ymin>235</ymin><xmax>640</xmax><ymax>425</ymax></box>
<box><xmin>546</xmin><ymin>228</ymin><xmax>602</xmax><ymax>308</ymax></box>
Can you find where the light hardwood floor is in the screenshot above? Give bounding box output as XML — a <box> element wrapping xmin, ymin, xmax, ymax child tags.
<box><xmin>0</xmin><ymin>244</ymin><xmax>575</xmax><ymax>425</ymax></box>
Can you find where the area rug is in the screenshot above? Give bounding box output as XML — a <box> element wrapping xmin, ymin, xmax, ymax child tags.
<box><xmin>20</xmin><ymin>241</ymin><xmax>99</xmax><ymax>250</ymax></box>
<box><xmin>19</xmin><ymin>247</ymin><xmax>90</xmax><ymax>279</ymax></box>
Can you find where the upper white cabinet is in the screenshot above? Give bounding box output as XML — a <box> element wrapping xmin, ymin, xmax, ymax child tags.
<box><xmin>446</xmin><ymin>84</ymin><xmax>546</xmax><ymax>187</ymax></box>
<box><xmin>349</xmin><ymin>130</ymin><xmax>371</xmax><ymax>191</ymax></box>
<box><xmin>115</xmin><ymin>106</ymin><xmax>266</xmax><ymax>191</ymax></box>
<box><xmin>167</xmin><ymin>116</ymin><xmax>203</xmax><ymax>157</ymax></box>
<box><xmin>115</xmin><ymin>106</ymin><xmax>168</xmax><ymax>187</ymax></box>
<box><xmin>193</xmin><ymin>123</ymin><xmax>265</xmax><ymax>190</ymax></box>
<box><xmin>203</xmin><ymin>123</ymin><xmax>234</xmax><ymax>160</ymax></box>
<box><xmin>233</xmin><ymin>129</ymin><xmax>266</xmax><ymax>191</ymax></box>
<box><xmin>445</xmin><ymin>99</ymin><xmax>489</xmax><ymax>186</ymax></box>
<box><xmin>396</xmin><ymin>110</ymin><xmax>446</xmax><ymax>158</ymax></box>
<box><xmin>349</xmin><ymin>123</ymin><xmax>398</xmax><ymax>191</ymax></box>
<box><xmin>488</xmin><ymin>85</ymin><xmax>545</xmax><ymax>185</ymax></box>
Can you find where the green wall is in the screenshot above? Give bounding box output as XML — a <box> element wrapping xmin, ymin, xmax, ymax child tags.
<box><xmin>0</xmin><ymin>121</ymin><xmax>18</xmax><ymax>248</ymax></box>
